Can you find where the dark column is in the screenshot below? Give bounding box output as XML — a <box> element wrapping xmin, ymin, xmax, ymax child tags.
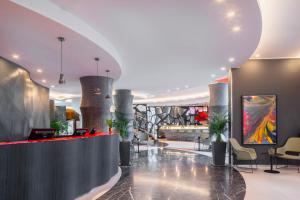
<box><xmin>80</xmin><ymin>76</ymin><xmax>113</xmax><ymax>132</ymax></box>
<box><xmin>113</xmin><ymin>89</ymin><xmax>134</xmax><ymax>140</ymax></box>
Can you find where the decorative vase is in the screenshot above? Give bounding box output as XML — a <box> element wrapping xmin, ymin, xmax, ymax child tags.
<box><xmin>212</xmin><ymin>141</ymin><xmax>226</xmax><ymax>166</ymax></box>
<box><xmin>119</xmin><ymin>141</ymin><xmax>130</xmax><ymax>166</ymax></box>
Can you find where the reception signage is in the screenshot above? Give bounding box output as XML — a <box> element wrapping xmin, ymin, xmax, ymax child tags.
<box><xmin>242</xmin><ymin>95</ymin><xmax>277</xmax><ymax>145</ymax></box>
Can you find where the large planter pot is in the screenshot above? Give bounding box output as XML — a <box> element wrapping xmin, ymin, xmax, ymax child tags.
<box><xmin>212</xmin><ymin>141</ymin><xmax>226</xmax><ymax>166</ymax></box>
<box><xmin>119</xmin><ymin>141</ymin><xmax>131</xmax><ymax>166</ymax></box>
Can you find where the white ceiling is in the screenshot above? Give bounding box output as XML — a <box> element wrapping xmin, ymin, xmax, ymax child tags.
<box><xmin>2</xmin><ymin>0</ymin><xmax>298</xmax><ymax>105</ymax></box>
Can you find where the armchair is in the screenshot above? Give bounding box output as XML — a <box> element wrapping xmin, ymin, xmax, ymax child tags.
<box><xmin>276</xmin><ymin>137</ymin><xmax>300</xmax><ymax>172</ymax></box>
<box><xmin>229</xmin><ymin>138</ymin><xmax>257</xmax><ymax>173</ymax></box>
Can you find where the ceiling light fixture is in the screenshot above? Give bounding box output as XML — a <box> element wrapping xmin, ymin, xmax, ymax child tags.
<box><xmin>105</xmin><ymin>69</ymin><xmax>111</xmax><ymax>99</ymax></box>
<box><xmin>221</xmin><ymin>67</ymin><xmax>226</xmax><ymax>71</ymax></box>
<box><xmin>184</xmin><ymin>85</ymin><xmax>189</xmax><ymax>89</ymax></box>
<box><xmin>226</xmin><ymin>11</ymin><xmax>236</xmax><ymax>18</ymax></box>
<box><xmin>229</xmin><ymin>57</ymin><xmax>235</xmax><ymax>62</ymax></box>
<box><xmin>93</xmin><ymin>57</ymin><xmax>101</xmax><ymax>95</ymax></box>
<box><xmin>232</xmin><ymin>26</ymin><xmax>241</xmax><ymax>32</ymax></box>
<box><xmin>37</xmin><ymin>69</ymin><xmax>43</xmax><ymax>73</ymax></box>
<box><xmin>211</xmin><ymin>74</ymin><xmax>216</xmax><ymax>78</ymax></box>
<box><xmin>12</xmin><ymin>54</ymin><xmax>19</xmax><ymax>59</ymax></box>
<box><xmin>176</xmin><ymin>87</ymin><xmax>180</xmax><ymax>91</ymax></box>
<box><xmin>42</xmin><ymin>79</ymin><xmax>47</xmax><ymax>83</ymax></box>
<box><xmin>255</xmin><ymin>54</ymin><xmax>261</xmax><ymax>58</ymax></box>
<box><xmin>58</xmin><ymin>37</ymin><xmax>66</xmax><ymax>84</ymax></box>
<box><xmin>51</xmin><ymin>85</ymin><xmax>55</xmax><ymax>88</ymax></box>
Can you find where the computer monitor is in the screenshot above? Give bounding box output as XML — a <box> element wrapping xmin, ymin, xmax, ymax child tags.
<box><xmin>73</xmin><ymin>128</ymin><xmax>88</xmax><ymax>136</ymax></box>
<box><xmin>28</xmin><ymin>129</ymin><xmax>56</xmax><ymax>140</ymax></box>
<box><xmin>90</xmin><ymin>128</ymin><xmax>96</xmax><ymax>135</ymax></box>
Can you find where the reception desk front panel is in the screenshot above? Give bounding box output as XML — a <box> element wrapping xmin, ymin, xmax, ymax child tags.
<box><xmin>0</xmin><ymin>133</ymin><xmax>119</xmax><ymax>200</ymax></box>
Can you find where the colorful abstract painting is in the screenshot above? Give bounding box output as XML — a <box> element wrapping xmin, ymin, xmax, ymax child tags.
<box><xmin>242</xmin><ymin>95</ymin><xmax>277</xmax><ymax>145</ymax></box>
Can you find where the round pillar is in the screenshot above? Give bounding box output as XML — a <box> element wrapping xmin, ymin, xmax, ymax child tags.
<box><xmin>113</xmin><ymin>89</ymin><xmax>134</xmax><ymax>140</ymax></box>
<box><xmin>80</xmin><ymin>76</ymin><xmax>113</xmax><ymax>132</ymax></box>
<box><xmin>209</xmin><ymin>83</ymin><xmax>229</xmax><ymax>138</ymax></box>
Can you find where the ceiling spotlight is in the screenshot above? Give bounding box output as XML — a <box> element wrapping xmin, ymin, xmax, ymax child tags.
<box><xmin>226</xmin><ymin>11</ymin><xmax>236</xmax><ymax>18</ymax></box>
<box><xmin>184</xmin><ymin>85</ymin><xmax>189</xmax><ymax>89</ymax></box>
<box><xmin>51</xmin><ymin>85</ymin><xmax>55</xmax><ymax>88</ymax></box>
<box><xmin>176</xmin><ymin>87</ymin><xmax>180</xmax><ymax>91</ymax></box>
<box><xmin>167</xmin><ymin>89</ymin><xmax>171</xmax><ymax>93</ymax></box>
<box><xmin>232</xmin><ymin>26</ymin><xmax>241</xmax><ymax>33</ymax></box>
<box><xmin>12</xmin><ymin>54</ymin><xmax>19</xmax><ymax>59</ymax></box>
<box><xmin>37</xmin><ymin>69</ymin><xmax>43</xmax><ymax>73</ymax></box>
<box><xmin>215</xmin><ymin>0</ymin><xmax>225</xmax><ymax>3</ymax></box>
<box><xmin>211</xmin><ymin>74</ymin><xmax>216</xmax><ymax>78</ymax></box>
<box><xmin>255</xmin><ymin>54</ymin><xmax>261</xmax><ymax>58</ymax></box>
<box><xmin>221</xmin><ymin>67</ymin><xmax>226</xmax><ymax>71</ymax></box>
<box><xmin>42</xmin><ymin>79</ymin><xmax>47</xmax><ymax>83</ymax></box>
<box><xmin>229</xmin><ymin>57</ymin><xmax>235</xmax><ymax>62</ymax></box>
<box><xmin>58</xmin><ymin>36</ymin><xmax>66</xmax><ymax>84</ymax></box>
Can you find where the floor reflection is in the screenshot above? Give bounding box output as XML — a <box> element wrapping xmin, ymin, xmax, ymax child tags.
<box><xmin>98</xmin><ymin>148</ymin><xmax>245</xmax><ymax>200</ymax></box>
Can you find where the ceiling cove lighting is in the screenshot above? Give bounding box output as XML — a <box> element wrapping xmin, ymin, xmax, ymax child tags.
<box><xmin>58</xmin><ymin>37</ymin><xmax>66</xmax><ymax>84</ymax></box>
<box><xmin>105</xmin><ymin>69</ymin><xmax>111</xmax><ymax>99</ymax></box>
<box><xmin>12</xmin><ymin>54</ymin><xmax>19</xmax><ymax>59</ymax></box>
<box><xmin>93</xmin><ymin>57</ymin><xmax>101</xmax><ymax>95</ymax></box>
<box><xmin>37</xmin><ymin>69</ymin><xmax>43</xmax><ymax>73</ymax></box>
<box><xmin>255</xmin><ymin>54</ymin><xmax>261</xmax><ymax>58</ymax></box>
<box><xmin>42</xmin><ymin>79</ymin><xmax>47</xmax><ymax>83</ymax></box>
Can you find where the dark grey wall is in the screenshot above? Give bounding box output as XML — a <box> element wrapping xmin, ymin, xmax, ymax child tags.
<box><xmin>0</xmin><ymin>134</ymin><xmax>119</xmax><ymax>200</ymax></box>
<box><xmin>0</xmin><ymin>57</ymin><xmax>50</xmax><ymax>141</ymax></box>
<box><xmin>230</xmin><ymin>59</ymin><xmax>300</xmax><ymax>163</ymax></box>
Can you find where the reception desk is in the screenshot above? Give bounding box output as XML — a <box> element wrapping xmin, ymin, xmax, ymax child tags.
<box><xmin>0</xmin><ymin>133</ymin><xmax>119</xmax><ymax>200</ymax></box>
<box><xmin>159</xmin><ymin>125</ymin><xmax>209</xmax><ymax>141</ymax></box>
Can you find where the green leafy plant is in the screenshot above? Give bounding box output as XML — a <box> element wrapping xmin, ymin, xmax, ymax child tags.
<box><xmin>209</xmin><ymin>113</ymin><xmax>228</xmax><ymax>142</ymax></box>
<box><xmin>105</xmin><ymin>119</ymin><xmax>113</xmax><ymax>128</ymax></box>
<box><xmin>112</xmin><ymin>112</ymin><xmax>131</xmax><ymax>141</ymax></box>
<box><xmin>50</xmin><ymin>120</ymin><xmax>68</xmax><ymax>135</ymax></box>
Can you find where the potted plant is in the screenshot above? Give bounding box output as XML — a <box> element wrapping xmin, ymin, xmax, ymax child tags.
<box><xmin>50</xmin><ymin>120</ymin><xmax>68</xmax><ymax>136</ymax></box>
<box><xmin>105</xmin><ymin>119</ymin><xmax>113</xmax><ymax>133</ymax></box>
<box><xmin>209</xmin><ymin>113</ymin><xmax>228</xmax><ymax>166</ymax></box>
<box><xmin>112</xmin><ymin>112</ymin><xmax>131</xmax><ymax>166</ymax></box>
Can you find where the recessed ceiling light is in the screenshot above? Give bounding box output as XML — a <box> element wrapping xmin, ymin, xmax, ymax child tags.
<box><xmin>226</xmin><ymin>11</ymin><xmax>236</xmax><ymax>18</ymax></box>
<box><xmin>255</xmin><ymin>54</ymin><xmax>261</xmax><ymax>58</ymax></box>
<box><xmin>216</xmin><ymin>0</ymin><xmax>225</xmax><ymax>3</ymax></box>
<box><xmin>232</xmin><ymin>26</ymin><xmax>241</xmax><ymax>33</ymax></box>
<box><xmin>42</xmin><ymin>79</ymin><xmax>47</xmax><ymax>83</ymax></box>
<box><xmin>184</xmin><ymin>85</ymin><xmax>189</xmax><ymax>89</ymax></box>
<box><xmin>229</xmin><ymin>57</ymin><xmax>235</xmax><ymax>62</ymax></box>
<box><xmin>211</xmin><ymin>74</ymin><xmax>216</xmax><ymax>78</ymax></box>
<box><xmin>176</xmin><ymin>87</ymin><xmax>180</xmax><ymax>91</ymax></box>
<box><xmin>12</xmin><ymin>54</ymin><xmax>19</xmax><ymax>59</ymax></box>
<box><xmin>51</xmin><ymin>85</ymin><xmax>55</xmax><ymax>88</ymax></box>
<box><xmin>167</xmin><ymin>89</ymin><xmax>171</xmax><ymax>93</ymax></box>
<box><xmin>221</xmin><ymin>67</ymin><xmax>226</xmax><ymax>71</ymax></box>
<box><xmin>37</xmin><ymin>69</ymin><xmax>43</xmax><ymax>73</ymax></box>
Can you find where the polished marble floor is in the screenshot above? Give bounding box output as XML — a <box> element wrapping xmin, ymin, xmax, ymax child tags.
<box><xmin>98</xmin><ymin>148</ymin><xmax>245</xmax><ymax>200</ymax></box>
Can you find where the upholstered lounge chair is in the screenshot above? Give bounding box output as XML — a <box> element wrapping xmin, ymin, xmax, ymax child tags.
<box><xmin>276</xmin><ymin>137</ymin><xmax>300</xmax><ymax>172</ymax></box>
<box><xmin>229</xmin><ymin>138</ymin><xmax>258</xmax><ymax>173</ymax></box>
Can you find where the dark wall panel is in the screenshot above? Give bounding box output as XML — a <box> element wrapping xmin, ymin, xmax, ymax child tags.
<box><xmin>230</xmin><ymin>59</ymin><xmax>300</xmax><ymax>163</ymax></box>
<box><xmin>0</xmin><ymin>57</ymin><xmax>49</xmax><ymax>141</ymax></box>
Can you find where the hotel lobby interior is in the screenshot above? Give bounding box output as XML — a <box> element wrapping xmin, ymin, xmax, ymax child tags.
<box><xmin>1</xmin><ymin>0</ymin><xmax>300</xmax><ymax>200</ymax></box>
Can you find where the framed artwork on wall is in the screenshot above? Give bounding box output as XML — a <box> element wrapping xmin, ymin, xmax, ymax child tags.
<box><xmin>242</xmin><ymin>95</ymin><xmax>277</xmax><ymax>145</ymax></box>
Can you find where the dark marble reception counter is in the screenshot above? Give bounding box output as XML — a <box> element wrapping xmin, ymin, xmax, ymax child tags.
<box><xmin>0</xmin><ymin>133</ymin><xmax>119</xmax><ymax>200</ymax></box>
